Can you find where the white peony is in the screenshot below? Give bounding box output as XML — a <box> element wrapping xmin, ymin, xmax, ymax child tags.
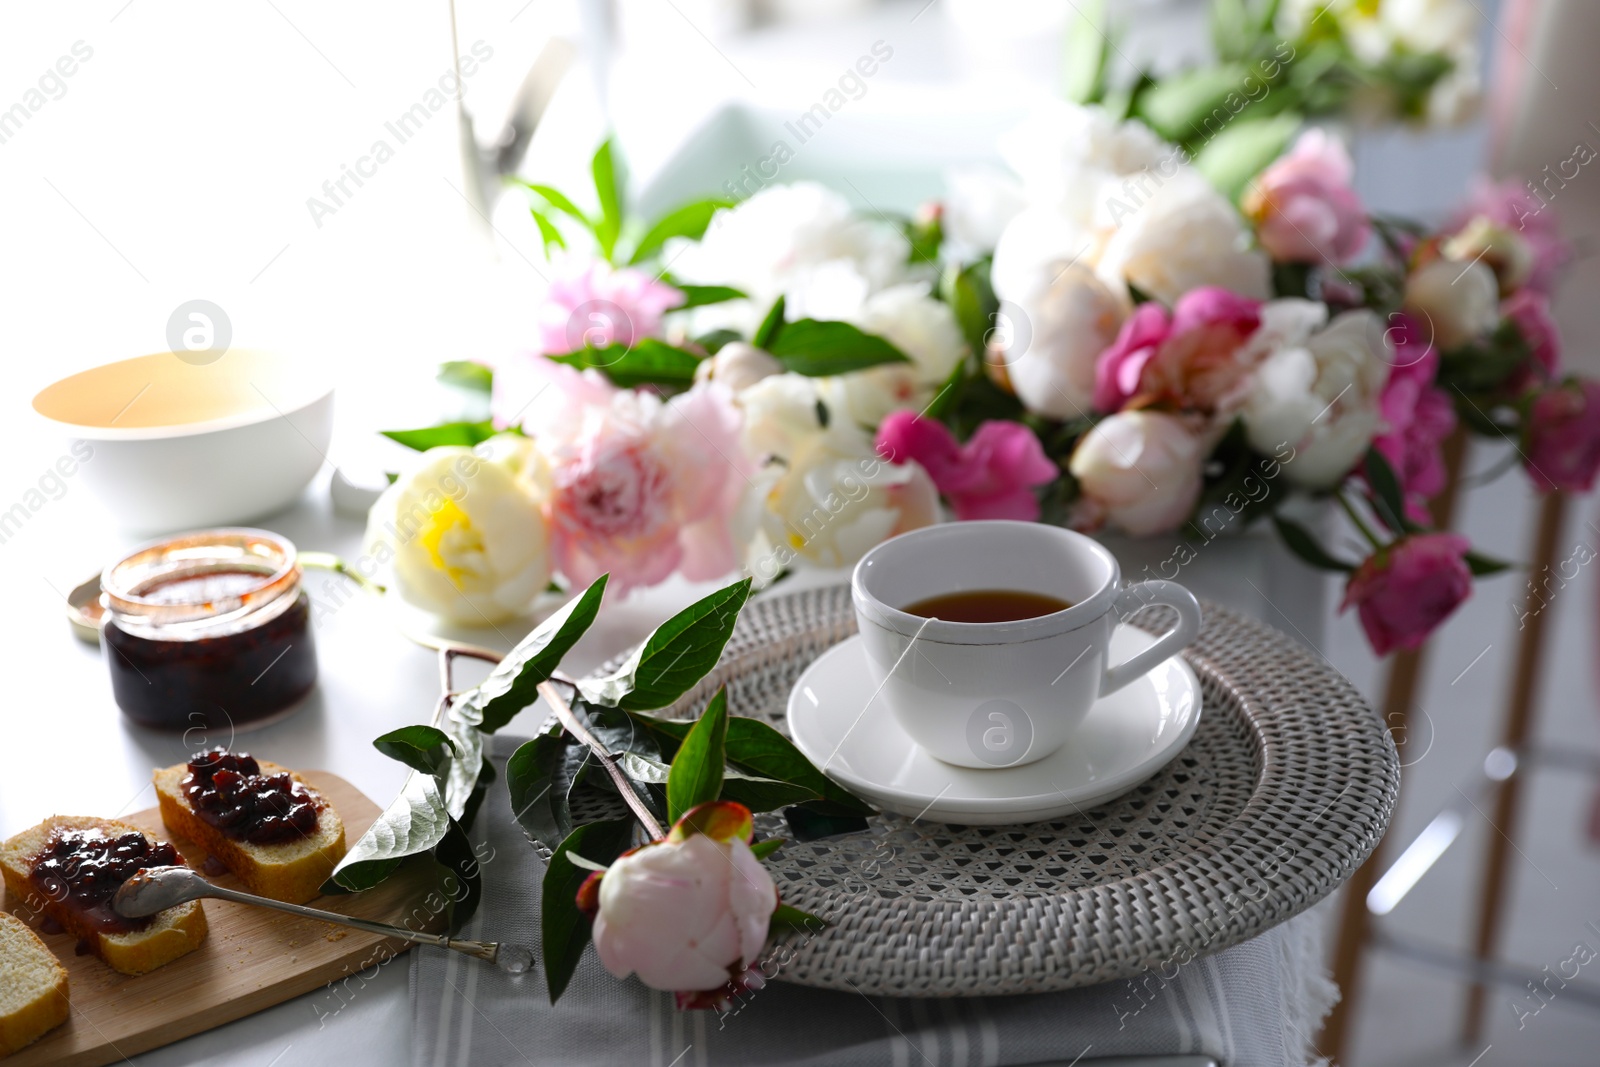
<box><xmin>996</xmin><ymin>100</ymin><xmax>1172</xmax><ymax>224</ymax></box>
<box><xmin>737</xmin><ymin>374</ymin><xmax>939</xmax><ymax>580</ymax></box>
<box><xmin>942</xmin><ymin>165</ymin><xmax>1028</xmax><ymax>257</ymax></box>
<box><xmin>1069</xmin><ymin>410</ymin><xmax>1205</xmax><ymax>537</ymax></box>
<box><xmin>1095</xmin><ymin>173</ymin><xmax>1272</xmax><ymax>306</ymax></box>
<box><xmin>1000</xmin><ymin>263</ymin><xmax>1129</xmax><ymax>420</ymax></box>
<box><xmin>667</xmin><ymin>182</ymin><xmax>910</xmax><ymax>333</ymax></box>
<box><xmin>1243</xmin><ymin>309</ymin><xmax>1392</xmax><ymax>489</ymax></box>
<box><xmin>815</xmin><ymin>282</ymin><xmax>967</xmax><ymax>427</ymax></box>
<box><xmin>1403</xmin><ymin>257</ymin><xmax>1499</xmax><ymax>351</ymax></box>
<box><xmin>693</xmin><ymin>341</ymin><xmax>783</xmax><ymax>393</ymax></box>
<box><xmin>364</xmin><ymin>440</ymin><xmax>552</xmax><ymax>624</ymax></box>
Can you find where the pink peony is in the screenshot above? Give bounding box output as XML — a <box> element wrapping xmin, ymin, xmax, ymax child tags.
<box><xmin>1093</xmin><ymin>288</ymin><xmax>1263</xmax><ymax>414</ymax></box>
<box><xmin>1501</xmin><ymin>289</ymin><xmax>1562</xmax><ymax>391</ymax></box>
<box><xmin>875</xmin><ymin>413</ymin><xmax>1058</xmax><ymax>521</ymax></box>
<box><xmin>581</xmin><ymin>801</ymin><xmax>777</xmax><ymax>1008</ymax></box>
<box><xmin>1524</xmin><ymin>381</ymin><xmax>1600</xmax><ymax>493</ymax></box>
<box><xmin>1342</xmin><ymin>533</ymin><xmax>1473</xmax><ymax>656</ymax></box>
<box><xmin>534</xmin><ymin>260</ymin><xmax>684</xmax><ymax>355</ymax></box>
<box><xmin>1373</xmin><ymin>314</ymin><xmax>1456</xmax><ymax>523</ymax></box>
<box><xmin>1244</xmin><ymin>129</ymin><xmax>1369</xmax><ymax>265</ymax></box>
<box><xmin>1449</xmin><ymin>178</ymin><xmax>1571</xmax><ymax>295</ymax></box>
<box><xmin>542</xmin><ymin>383</ymin><xmax>749</xmax><ymax>596</ymax></box>
<box><xmin>1068</xmin><ymin>410</ymin><xmax>1205</xmax><ymax>537</ymax></box>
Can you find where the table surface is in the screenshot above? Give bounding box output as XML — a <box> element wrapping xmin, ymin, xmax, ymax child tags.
<box><xmin>0</xmin><ymin>467</ymin><xmax>742</xmax><ymax>1067</ymax></box>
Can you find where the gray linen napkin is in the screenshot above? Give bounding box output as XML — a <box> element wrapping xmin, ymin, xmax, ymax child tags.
<box><xmin>409</xmin><ymin>738</ymin><xmax>1336</xmax><ymax>1067</ymax></box>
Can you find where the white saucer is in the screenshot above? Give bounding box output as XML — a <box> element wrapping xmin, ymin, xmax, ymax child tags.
<box><xmin>787</xmin><ymin>627</ymin><xmax>1202</xmax><ymax>825</ymax></box>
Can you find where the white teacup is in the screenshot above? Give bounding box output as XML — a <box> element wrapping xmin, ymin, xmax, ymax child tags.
<box><xmin>851</xmin><ymin>521</ymin><xmax>1202</xmax><ymax>769</ymax></box>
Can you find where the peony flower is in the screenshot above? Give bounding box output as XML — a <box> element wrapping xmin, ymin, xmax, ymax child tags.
<box><xmin>1524</xmin><ymin>381</ymin><xmax>1600</xmax><ymax>493</ymax></box>
<box><xmin>942</xmin><ymin>166</ymin><xmax>1028</xmax><ymax>257</ymax></box>
<box><xmin>815</xmin><ymin>282</ymin><xmax>967</xmax><ymax>427</ymax></box>
<box><xmin>1443</xmin><ymin>216</ymin><xmax>1534</xmax><ymax>297</ymax></box>
<box><xmin>541</xmin><ymin>381</ymin><xmax>749</xmax><ymax>596</ymax></box>
<box><xmin>1449</xmin><ymin>178</ymin><xmax>1572</xmax><ymax>295</ymax></box>
<box><xmin>583</xmin><ymin>801</ymin><xmax>777</xmax><ymax>1005</ymax></box>
<box><xmin>1403</xmin><ymin>257</ymin><xmax>1499</xmax><ymax>352</ymax></box>
<box><xmin>1095</xmin><ymin>173</ymin><xmax>1272</xmax><ymax>306</ymax></box>
<box><xmin>997</xmin><ymin>263</ymin><xmax>1129</xmax><ymax>420</ymax></box>
<box><xmin>1243</xmin><ymin>129</ymin><xmax>1369</xmax><ymax>265</ymax></box>
<box><xmin>1093</xmin><ymin>286</ymin><xmax>1263</xmax><ymax>414</ymax></box>
<box><xmin>667</xmin><ymin>182</ymin><xmax>911</xmax><ymax>335</ymax></box>
<box><xmin>1501</xmin><ymin>289</ymin><xmax>1562</xmax><ymax>390</ymax></box>
<box><xmin>533</xmin><ymin>260</ymin><xmax>683</xmax><ymax>356</ymax></box>
<box><xmin>996</xmin><ymin>101</ymin><xmax>1171</xmax><ymax>225</ymax></box>
<box><xmin>875</xmin><ymin>413</ymin><xmax>1058</xmax><ymax>521</ymax></box>
<box><xmin>1069</xmin><ymin>410</ymin><xmax>1204</xmax><ymax>536</ymax></box>
<box><xmin>1243</xmin><ymin>308</ymin><xmax>1392</xmax><ymax>489</ymax></box>
<box><xmin>737</xmin><ymin>374</ymin><xmax>938</xmax><ymax>580</ymax></box>
<box><xmin>693</xmin><ymin>341</ymin><xmax>783</xmax><ymax>393</ymax></box>
<box><xmin>1342</xmin><ymin>533</ymin><xmax>1473</xmax><ymax>655</ymax></box>
<box><xmin>1373</xmin><ymin>314</ymin><xmax>1455</xmax><ymax>521</ymax></box>
<box><xmin>364</xmin><ymin>440</ymin><xmax>552</xmax><ymax>624</ymax></box>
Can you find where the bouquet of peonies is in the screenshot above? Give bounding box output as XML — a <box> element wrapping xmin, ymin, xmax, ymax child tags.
<box><xmin>372</xmin><ymin>0</ymin><xmax>1599</xmax><ymax>658</ymax></box>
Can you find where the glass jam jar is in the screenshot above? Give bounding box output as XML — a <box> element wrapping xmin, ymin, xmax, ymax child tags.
<box><xmin>101</xmin><ymin>529</ymin><xmax>317</xmax><ymax>730</ymax></box>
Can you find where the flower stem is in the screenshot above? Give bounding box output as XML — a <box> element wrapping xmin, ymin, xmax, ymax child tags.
<box><xmin>1336</xmin><ymin>490</ymin><xmax>1386</xmax><ymax>550</ymax></box>
<box><xmin>299</xmin><ymin>551</ymin><xmax>388</xmax><ymax>596</ymax></box>
<box><xmin>538</xmin><ymin>680</ymin><xmax>666</xmax><ymax>841</ymax></box>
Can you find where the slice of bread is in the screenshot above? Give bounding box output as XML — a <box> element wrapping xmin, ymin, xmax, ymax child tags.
<box><xmin>154</xmin><ymin>759</ymin><xmax>345</xmax><ymax>904</ymax></box>
<box><xmin>0</xmin><ymin>816</ymin><xmax>208</xmax><ymax>977</ymax></box>
<box><xmin>0</xmin><ymin>912</ymin><xmax>69</xmax><ymax>1057</ymax></box>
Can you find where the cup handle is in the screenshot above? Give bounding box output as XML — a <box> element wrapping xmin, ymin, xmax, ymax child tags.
<box><xmin>1099</xmin><ymin>580</ymin><xmax>1202</xmax><ymax>697</ymax></box>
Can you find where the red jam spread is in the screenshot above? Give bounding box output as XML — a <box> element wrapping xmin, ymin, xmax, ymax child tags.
<box><xmin>103</xmin><ymin>580</ymin><xmax>317</xmax><ymax>731</ymax></box>
<box><xmin>28</xmin><ymin>828</ymin><xmax>182</xmax><ymax>934</ymax></box>
<box><xmin>183</xmin><ymin>748</ymin><xmax>320</xmax><ymax>844</ymax></box>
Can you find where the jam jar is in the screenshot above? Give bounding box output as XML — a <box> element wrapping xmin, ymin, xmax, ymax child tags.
<box><xmin>101</xmin><ymin>529</ymin><xmax>317</xmax><ymax>729</ymax></box>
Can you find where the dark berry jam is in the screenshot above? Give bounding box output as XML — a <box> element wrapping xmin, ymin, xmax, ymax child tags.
<box><xmin>28</xmin><ymin>828</ymin><xmax>183</xmax><ymax>934</ymax></box>
<box><xmin>104</xmin><ymin>589</ymin><xmax>317</xmax><ymax>730</ymax></box>
<box><xmin>183</xmin><ymin>748</ymin><xmax>320</xmax><ymax>845</ymax></box>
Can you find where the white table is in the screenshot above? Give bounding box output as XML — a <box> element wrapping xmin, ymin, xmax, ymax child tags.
<box><xmin>0</xmin><ymin>459</ymin><xmax>740</xmax><ymax>1066</ymax></box>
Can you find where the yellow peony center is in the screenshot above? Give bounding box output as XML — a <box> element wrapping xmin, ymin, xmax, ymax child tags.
<box><xmin>417</xmin><ymin>497</ymin><xmax>482</xmax><ymax>590</ymax></box>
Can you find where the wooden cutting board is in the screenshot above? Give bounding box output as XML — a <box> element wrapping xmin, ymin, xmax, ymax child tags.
<box><xmin>3</xmin><ymin>771</ymin><xmax>438</xmax><ymax>1067</ymax></box>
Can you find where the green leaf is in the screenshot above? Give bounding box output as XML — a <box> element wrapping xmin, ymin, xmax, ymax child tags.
<box><xmin>433</xmin><ymin>817</ymin><xmax>483</xmax><ymax>932</ymax></box>
<box><xmin>373</xmin><ymin>725</ymin><xmax>458</xmax><ymax>778</ymax></box>
<box><xmin>672</xmin><ymin>284</ymin><xmax>747</xmax><ymax>310</ymax></box>
<box><xmin>519</xmin><ymin>181</ymin><xmax>593</xmax><ymax>231</ymax></box>
<box><xmin>950</xmin><ymin>258</ymin><xmax>998</xmax><ymax>360</ymax></box>
<box><xmin>752</xmin><ymin>296</ymin><xmax>786</xmax><ymax>349</ymax></box>
<box><xmin>547</xmin><ymin>338</ymin><xmax>702</xmax><ymax>389</ymax></box>
<box><xmin>628</xmin><ymin>198</ymin><xmax>732</xmax><ymax>265</ymax></box>
<box><xmin>694</xmin><ymin>328</ymin><xmax>743</xmax><ymax>355</ymax></box>
<box><xmin>1363</xmin><ymin>447</ymin><xmax>1408</xmax><ymax>534</ymax></box>
<box><xmin>592</xmin><ymin>140</ymin><xmax>624</xmax><ymax>261</ymax></box>
<box><xmin>608</xmin><ymin>743</ymin><xmax>818</xmax><ymax>814</ymax></box>
<box><xmin>437</xmin><ymin>361</ymin><xmax>493</xmax><ymax>394</ymax></box>
<box><xmin>667</xmin><ymin>688</ymin><xmax>729</xmax><ymax>823</ymax></box>
<box><xmin>766</xmin><ymin>319</ymin><xmax>912</xmax><ymax>377</ymax></box>
<box><xmin>1133</xmin><ymin>62</ymin><xmax>1254</xmax><ymax>144</ymax></box>
<box><xmin>1273</xmin><ymin>515</ymin><xmax>1355</xmax><ymax>573</ymax></box>
<box><xmin>770</xmin><ymin>902</ymin><xmax>826</xmax><ymax>933</ymax></box>
<box><xmin>505</xmin><ymin>732</ymin><xmax>592</xmax><ymax>845</ymax></box>
<box><xmin>380</xmin><ymin>420</ymin><xmax>497</xmax><ymax>452</ymax></box>
<box><xmin>1194</xmin><ymin>112</ymin><xmax>1303</xmax><ymax>203</ymax></box>
<box><xmin>579</xmin><ymin>578</ymin><xmax>753</xmax><ymax>711</ymax></box>
<box><xmin>1062</xmin><ymin>0</ymin><xmax>1110</xmax><ymax>105</ymax></box>
<box><xmin>749</xmin><ymin>838</ymin><xmax>785</xmax><ymax>860</ymax></box>
<box><xmin>328</xmin><ymin>773</ymin><xmax>453</xmax><ymax>892</ymax></box>
<box><xmin>1466</xmin><ymin>550</ymin><xmax>1514</xmax><ymax>577</ymax></box>
<box><xmin>462</xmin><ymin>575</ymin><xmax>609</xmax><ymax>734</ymax></box>
<box><xmin>529</xmin><ymin>208</ymin><xmax>568</xmax><ymax>255</ymax></box>
<box><xmin>543</xmin><ymin>819</ymin><xmax>636</xmax><ymax>1004</ymax></box>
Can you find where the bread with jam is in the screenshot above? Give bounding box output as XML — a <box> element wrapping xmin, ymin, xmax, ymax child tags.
<box><xmin>0</xmin><ymin>816</ymin><xmax>208</xmax><ymax>976</ymax></box>
<box><xmin>154</xmin><ymin>748</ymin><xmax>345</xmax><ymax>905</ymax></box>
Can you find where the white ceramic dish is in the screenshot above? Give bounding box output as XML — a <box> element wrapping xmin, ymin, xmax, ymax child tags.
<box><xmin>32</xmin><ymin>350</ymin><xmax>333</xmax><ymax>532</ymax></box>
<box><xmin>786</xmin><ymin>628</ymin><xmax>1202</xmax><ymax>825</ymax></box>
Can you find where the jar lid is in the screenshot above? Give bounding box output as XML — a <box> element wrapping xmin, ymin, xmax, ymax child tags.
<box><xmin>100</xmin><ymin>528</ymin><xmax>300</xmax><ymax>629</ymax></box>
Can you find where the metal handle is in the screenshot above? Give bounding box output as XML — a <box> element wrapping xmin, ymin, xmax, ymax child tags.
<box><xmin>202</xmin><ymin>882</ymin><xmax>500</xmax><ymax>962</ymax></box>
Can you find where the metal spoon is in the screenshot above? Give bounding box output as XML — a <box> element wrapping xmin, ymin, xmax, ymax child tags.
<box><xmin>112</xmin><ymin>866</ymin><xmax>533</xmax><ymax>972</ymax></box>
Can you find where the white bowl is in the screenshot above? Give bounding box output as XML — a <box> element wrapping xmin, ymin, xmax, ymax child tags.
<box><xmin>31</xmin><ymin>350</ymin><xmax>334</xmax><ymax>532</ymax></box>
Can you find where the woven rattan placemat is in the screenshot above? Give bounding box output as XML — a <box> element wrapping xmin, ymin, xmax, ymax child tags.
<box><xmin>556</xmin><ymin>583</ymin><xmax>1397</xmax><ymax>996</ymax></box>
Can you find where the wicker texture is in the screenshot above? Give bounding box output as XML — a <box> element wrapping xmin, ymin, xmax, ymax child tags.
<box><xmin>565</xmin><ymin>584</ymin><xmax>1397</xmax><ymax>996</ymax></box>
